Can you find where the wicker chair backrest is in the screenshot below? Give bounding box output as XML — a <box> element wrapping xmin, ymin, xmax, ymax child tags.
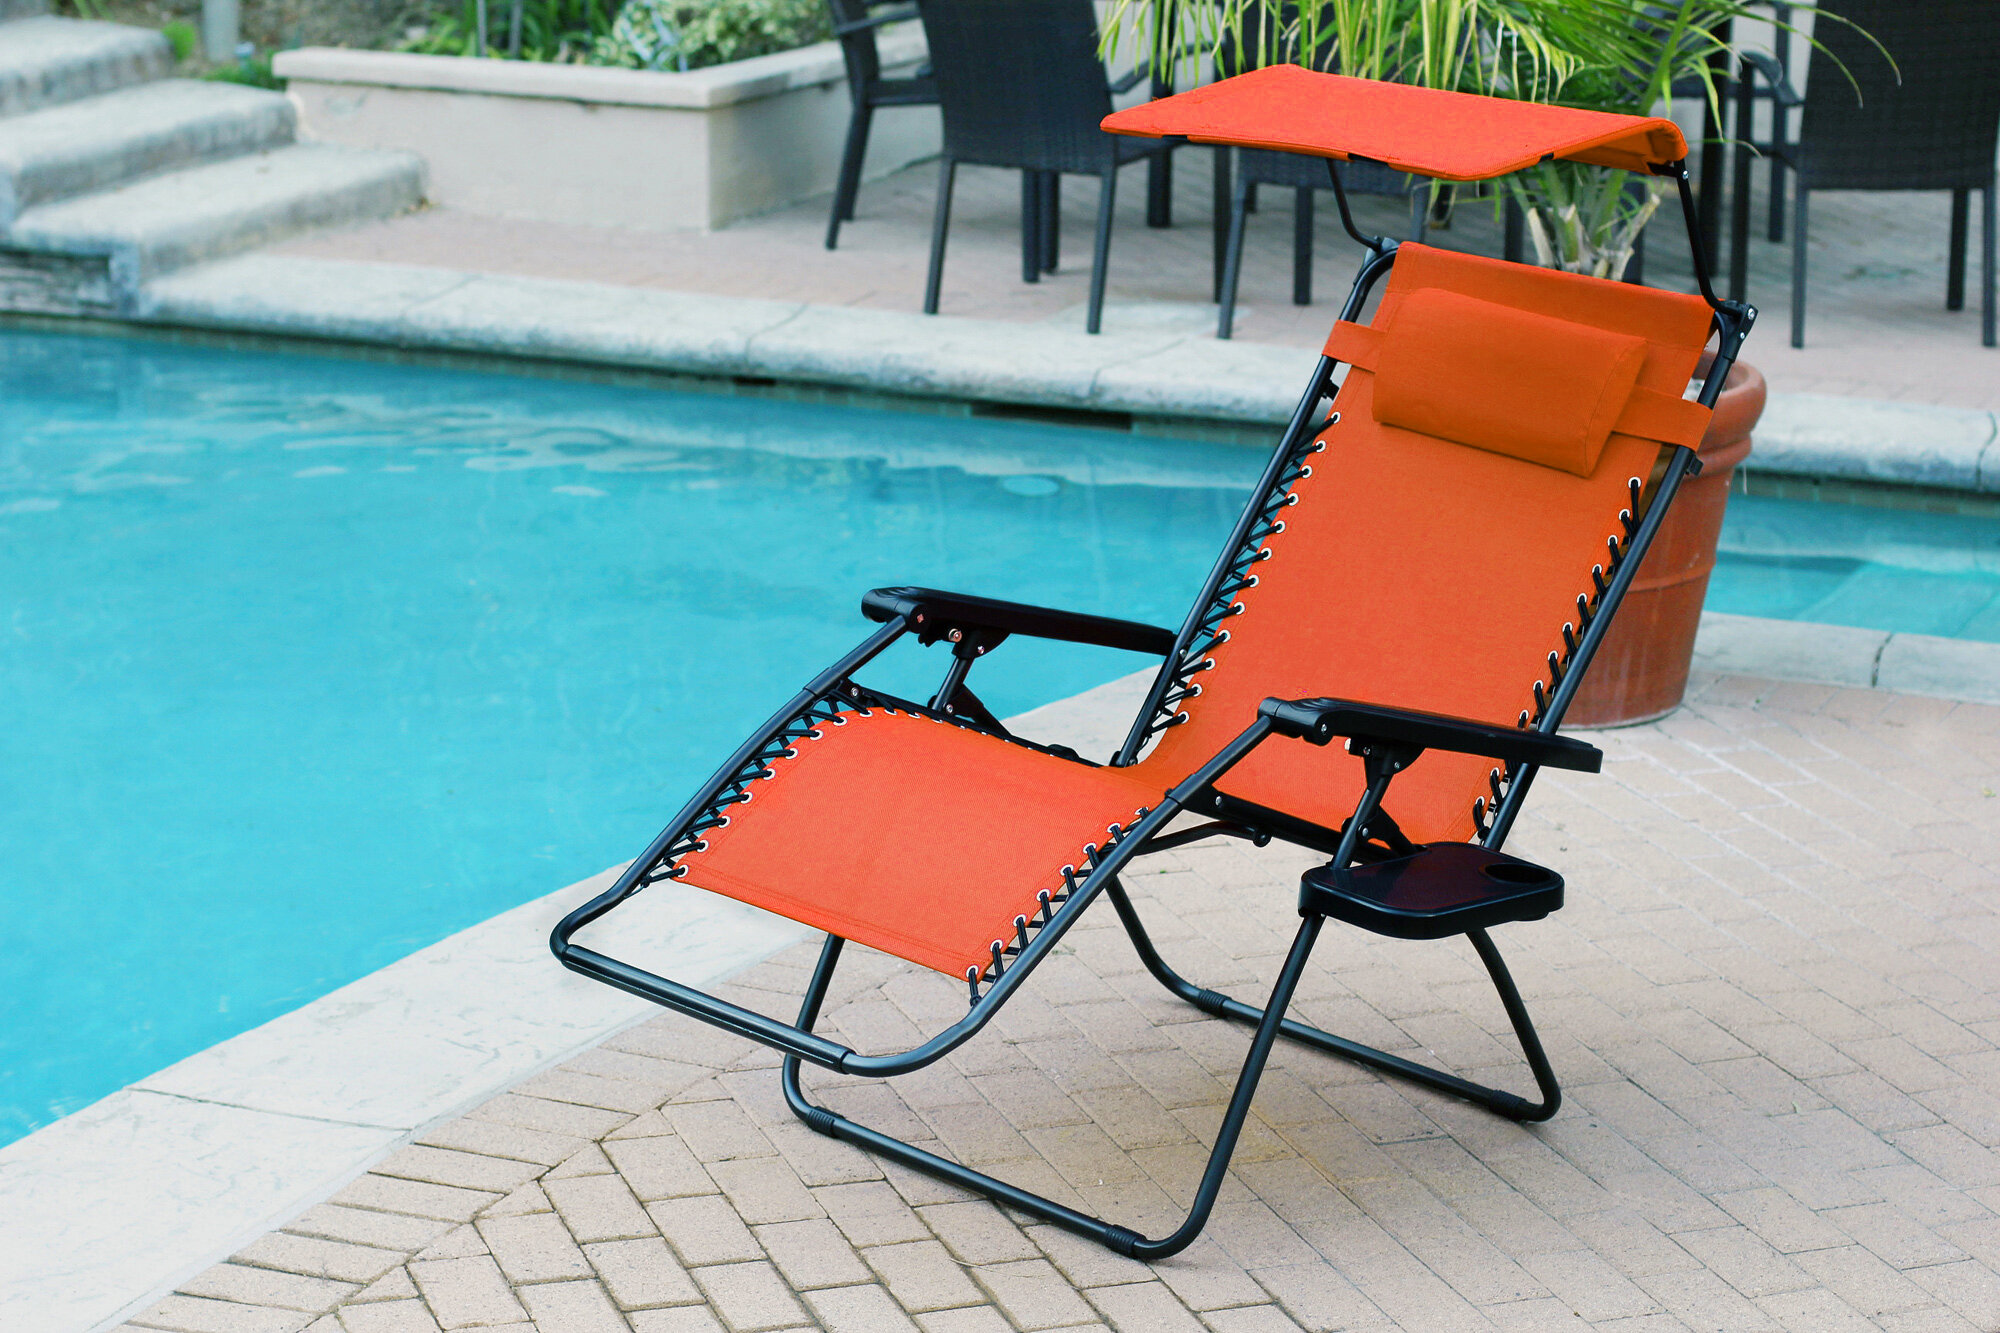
<box><xmin>914</xmin><ymin>0</ymin><xmax>1117</xmax><ymax>174</ymax></box>
<box><xmin>1801</xmin><ymin>0</ymin><xmax>2000</xmax><ymax>191</ymax></box>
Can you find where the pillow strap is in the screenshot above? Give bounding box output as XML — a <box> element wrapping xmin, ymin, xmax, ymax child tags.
<box><xmin>1324</xmin><ymin>319</ymin><xmax>1711</xmax><ymax>451</ymax></box>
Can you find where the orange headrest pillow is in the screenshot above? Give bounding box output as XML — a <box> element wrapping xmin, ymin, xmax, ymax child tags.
<box><xmin>1371</xmin><ymin>287</ymin><xmax>1648</xmax><ymax>477</ymax></box>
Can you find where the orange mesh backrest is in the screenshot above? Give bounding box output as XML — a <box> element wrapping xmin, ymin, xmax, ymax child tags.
<box><xmin>1131</xmin><ymin>244</ymin><xmax>1714</xmax><ymax>843</ymax></box>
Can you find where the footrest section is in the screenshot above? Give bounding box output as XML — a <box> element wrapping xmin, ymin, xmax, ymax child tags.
<box><xmin>1300</xmin><ymin>843</ymin><xmax>1563</xmax><ymax>940</ymax></box>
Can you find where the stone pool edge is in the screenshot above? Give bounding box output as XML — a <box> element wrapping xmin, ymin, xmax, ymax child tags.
<box><xmin>129</xmin><ymin>252</ymin><xmax>2000</xmax><ymax>492</ymax></box>
<box><xmin>0</xmin><ymin>870</ymin><xmax>809</xmax><ymax>1333</ymax></box>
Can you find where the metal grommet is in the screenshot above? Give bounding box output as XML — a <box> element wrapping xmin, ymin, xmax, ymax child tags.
<box><xmin>1217</xmin><ymin>629</ymin><xmax>1231</xmax><ymax>643</ymax></box>
<box><xmin>1174</xmin><ymin>710</ymin><xmax>1190</xmax><ymax>723</ymax></box>
<box><xmin>1245</xmin><ymin>574</ymin><xmax>1259</xmax><ymax>587</ymax></box>
<box><xmin>1189</xmin><ymin>683</ymin><xmax>1203</xmax><ymax>697</ymax></box>
<box><xmin>1257</xmin><ymin>547</ymin><xmax>1274</xmax><ymax>561</ymax></box>
<box><xmin>1328</xmin><ymin>412</ymin><xmax>1341</xmax><ymax>424</ymax></box>
<box><xmin>1272</xmin><ymin>521</ymin><xmax>1286</xmax><ymax>533</ymax></box>
<box><xmin>1299</xmin><ymin>465</ymin><xmax>1313</xmax><ymax>478</ymax></box>
<box><xmin>1285</xmin><ymin>492</ymin><xmax>1301</xmax><ymax>506</ymax></box>
<box><xmin>695</xmin><ymin>839</ymin><xmax>709</xmax><ymax>852</ymax></box>
<box><xmin>783</xmin><ymin>748</ymin><xmax>798</xmax><ymax>759</ymax></box>
<box><xmin>831</xmin><ymin>715</ymin><xmax>848</xmax><ymax>725</ymax></box>
<box><xmin>716</xmin><ymin>815</ymin><xmax>730</xmax><ymax>827</ymax></box>
<box><xmin>738</xmin><ymin>789</ymin><xmax>754</xmax><ymax>803</ymax></box>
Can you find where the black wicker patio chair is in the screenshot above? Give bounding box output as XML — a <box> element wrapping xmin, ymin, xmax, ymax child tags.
<box><xmin>1728</xmin><ymin>0</ymin><xmax>2000</xmax><ymax>347</ymax></box>
<box><xmin>824</xmin><ymin>0</ymin><xmax>937</xmax><ymax>250</ymax></box>
<box><xmin>913</xmin><ymin>0</ymin><xmax>1176</xmax><ymax>334</ymax></box>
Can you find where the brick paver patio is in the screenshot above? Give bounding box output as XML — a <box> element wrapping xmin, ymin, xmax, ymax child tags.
<box><xmin>125</xmin><ymin>672</ymin><xmax>2000</xmax><ymax>1333</ymax></box>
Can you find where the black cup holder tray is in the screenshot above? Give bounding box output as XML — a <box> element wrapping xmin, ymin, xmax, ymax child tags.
<box><xmin>1299</xmin><ymin>842</ymin><xmax>1564</xmax><ymax>940</ymax></box>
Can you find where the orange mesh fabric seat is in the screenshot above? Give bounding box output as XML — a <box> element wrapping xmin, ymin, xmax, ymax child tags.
<box><xmin>679</xmin><ymin>707</ymin><xmax>1158</xmax><ymax>980</ymax></box>
<box><xmin>554</xmin><ymin>69</ymin><xmax>1758</xmax><ymax>1263</ymax></box>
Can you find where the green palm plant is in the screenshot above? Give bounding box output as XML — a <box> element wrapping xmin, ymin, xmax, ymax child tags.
<box><xmin>1103</xmin><ymin>0</ymin><xmax>1876</xmax><ymax>280</ymax></box>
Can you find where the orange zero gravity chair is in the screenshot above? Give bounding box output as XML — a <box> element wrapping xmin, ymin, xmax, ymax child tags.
<box><xmin>554</xmin><ymin>68</ymin><xmax>1760</xmax><ymax>1259</ymax></box>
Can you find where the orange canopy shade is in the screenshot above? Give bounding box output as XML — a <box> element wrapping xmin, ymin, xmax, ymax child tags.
<box><xmin>1101</xmin><ymin>65</ymin><xmax>1687</xmax><ymax>181</ymax></box>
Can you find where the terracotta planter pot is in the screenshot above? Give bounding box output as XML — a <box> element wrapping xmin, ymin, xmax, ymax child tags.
<box><xmin>1565</xmin><ymin>359</ymin><xmax>1767</xmax><ymax>728</ymax></box>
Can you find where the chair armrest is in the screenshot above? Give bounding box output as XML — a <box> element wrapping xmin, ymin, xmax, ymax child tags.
<box><xmin>863</xmin><ymin>586</ymin><xmax>1178</xmax><ymax>655</ymax></box>
<box><xmin>1739</xmin><ymin>50</ymin><xmax>1803</xmax><ymax>107</ymax></box>
<box><xmin>1258</xmin><ymin>697</ymin><xmax>1603</xmax><ymax>773</ymax></box>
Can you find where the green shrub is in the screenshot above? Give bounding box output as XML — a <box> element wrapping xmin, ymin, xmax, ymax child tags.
<box><xmin>204</xmin><ymin>50</ymin><xmax>282</xmax><ymax>89</ymax></box>
<box><xmin>399</xmin><ymin>0</ymin><xmax>828</xmax><ymax>70</ymax></box>
<box><xmin>161</xmin><ymin>19</ymin><xmax>200</xmax><ymax>62</ymax></box>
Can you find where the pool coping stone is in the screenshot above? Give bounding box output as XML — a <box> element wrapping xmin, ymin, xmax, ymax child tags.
<box><xmin>0</xmin><ymin>867</ymin><xmax>808</xmax><ymax>1333</ymax></box>
<box><xmin>131</xmin><ymin>253</ymin><xmax>2000</xmax><ymax>492</ymax></box>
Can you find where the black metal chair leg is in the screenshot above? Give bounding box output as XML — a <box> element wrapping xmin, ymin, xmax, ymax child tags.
<box><xmin>826</xmin><ymin>103</ymin><xmax>874</xmax><ymax>250</ymax></box>
<box><xmin>1021</xmin><ymin>172</ymin><xmax>1042</xmax><ymax>284</ymax></box>
<box><xmin>1086</xmin><ymin>167</ymin><xmax>1117</xmax><ymax>335</ymax></box>
<box><xmin>1048</xmin><ymin>173</ymin><xmax>1062</xmax><ymax>274</ymax></box>
<box><xmin>1106</xmin><ymin>878</ymin><xmax>1559</xmax><ymax>1121</ymax></box>
<box><xmin>1211</xmin><ymin>146</ymin><xmax>1231</xmax><ymax>302</ymax></box>
<box><xmin>1791</xmin><ymin>181</ymin><xmax>1809</xmax><ymax>349</ymax></box>
<box><xmin>1216</xmin><ymin>174</ymin><xmax>1251</xmax><ymax>340</ymax></box>
<box><xmin>1728</xmin><ymin>57</ymin><xmax>1755</xmax><ymax>304</ymax></box>
<box><xmin>1147</xmin><ymin>150</ymin><xmax>1172</xmax><ymax>228</ymax></box>
<box><xmin>924</xmin><ymin>157</ymin><xmax>956</xmax><ymax>316</ymax></box>
<box><xmin>1949</xmin><ymin>188</ymin><xmax>1970</xmax><ymax>312</ymax></box>
<box><xmin>1292</xmin><ymin>187</ymin><xmax>1313</xmax><ymax>306</ymax></box>
<box><xmin>1983</xmin><ymin>179</ymin><xmax>1996</xmax><ymax>348</ymax></box>
<box><xmin>1504</xmin><ymin>195</ymin><xmax>1525</xmax><ymax>264</ymax></box>
<box><xmin>1767</xmin><ymin>117</ymin><xmax>1787</xmax><ymax>242</ymax></box>
<box><xmin>782</xmin><ymin>921</ymin><xmax>1325</xmax><ymax>1259</ymax></box>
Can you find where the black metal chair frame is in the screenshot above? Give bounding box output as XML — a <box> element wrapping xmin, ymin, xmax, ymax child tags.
<box><xmin>554</xmin><ymin>165</ymin><xmax>1756</xmax><ymax>1260</ymax></box>
<box><xmin>1727</xmin><ymin>1</ymin><xmax>1999</xmax><ymax>347</ymax></box>
<box><xmin>824</xmin><ymin>0</ymin><xmax>937</xmax><ymax>251</ymax></box>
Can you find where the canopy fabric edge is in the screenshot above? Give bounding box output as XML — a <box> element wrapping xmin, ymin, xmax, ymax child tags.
<box><xmin>1102</xmin><ymin>66</ymin><xmax>1688</xmax><ymax>182</ymax></box>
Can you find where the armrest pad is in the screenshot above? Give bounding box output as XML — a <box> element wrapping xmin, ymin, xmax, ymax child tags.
<box><xmin>1258</xmin><ymin>697</ymin><xmax>1603</xmax><ymax>773</ymax></box>
<box><xmin>864</xmin><ymin>586</ymin><xmax>1178</xmax><ymax>655</ymax></box>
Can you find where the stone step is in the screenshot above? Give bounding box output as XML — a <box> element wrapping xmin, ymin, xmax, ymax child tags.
<box><xmin>0</xmin><ymin>17</ymin><xmax>170</xmax><ymax>118</ymax></box>
<box><xmin>5</xmin><ymin>143</ymin><xmax>424</xmax><ymax>312</ymax></box>
<box><xmin>0</xmin><ymin>79</ymin><xmax>295</xmax><ymax>225</ymax></box>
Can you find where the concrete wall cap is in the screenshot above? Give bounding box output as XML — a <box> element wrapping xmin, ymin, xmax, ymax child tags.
<box><xmin>1752</xmin><ymin>392</ymin><xmax>1999</xmax><ymax>494</ymax></box>
<box><xmin>272</xmin><ymin>25</ymin><xmax>925</xmax><ymax>110</ymax></box>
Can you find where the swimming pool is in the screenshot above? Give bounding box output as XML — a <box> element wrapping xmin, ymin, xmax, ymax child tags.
<box><xmin>0</xmin><ymin>330</ymin><xmax>1263</xmax><ymax>1145</ymax></box>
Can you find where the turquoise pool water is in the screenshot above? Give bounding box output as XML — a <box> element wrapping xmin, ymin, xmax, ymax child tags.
<box><xmin>0</xmin><ymin>331</ymin><xmax>1261</xmax><ymax>1145</ymax></box>
<box><xmin>1710</xmin><ymin>494</ymin><xmax>2000</xmax><ymax>641</ymax></box>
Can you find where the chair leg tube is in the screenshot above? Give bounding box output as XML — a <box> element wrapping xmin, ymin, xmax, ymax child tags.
<box><xmin>1292</xmin><ymin>187</ymin><xmax>1313</xmax><ymax>306</ymax></box>
<box><xmin>1211</xmin><ymin>146</ymin><xmax>1231</xmax><ymax>302</ymax></box>
<box><xmin>825</xmin><ymin>103</ymin><xmax>873</xmax><ymax>250</ymax></box>
<box><xmin>1041</xmin><ymin>172</ymin><xmax>1060</xmax><ymax>273</ymax></box>
<box><xmin>1217</xmin><ymin>175</ymin><xmax>1251</xmax><ymax>340</ymax></box>
<box><xmin>1021</xmin><ymin>172</ymin><xmax>1041</xmax><ymax>284</ymax></box>
<box><xmin>1791</xmin><ymin>182</ymin><xmax>1809</xmax><ymax>349</ymax></box>
<box><xmin>782</xmin><ymin>918</ymin><xmax>1325</xmax><ymax>1259</ymax></box>
<box><xmin>1087</xmin><ymin>168</ymin><xmax>1117</xmax><ymax>335</ymax></box>
<box><xmin>1983</xmin><ymin>179</ymin><xmax>1996</xmax><ymax>349</ymax></box>
<box><xmin>924</xmin><ymin>157</ymin><xmax>956</xmax><ymax>316</ymax></box>
<box><xmin>1106</xmin><ymin>878</ymin><xmax>1559</xmax><ymax>1121</ymax></box>
<box><xmin>1948</xmin><ymin>189</ymin><xmax>1969</xmax><ymax>312</ymax></box>
<box><xmin>1147</xmin><ymin>150</ymin><xmax>1172</xmax><ymax>228</ymax></box>
<box><xmin>1728</xmin><ymin>58</ymin><xmax>1754</xmax><ymax>304</ymax></box>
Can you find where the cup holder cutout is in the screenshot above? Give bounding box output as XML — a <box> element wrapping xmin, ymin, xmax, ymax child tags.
<box><xmin>1481</xmin><ymin>860</ymin><xmax>1555</xmax><ymax>886</ymax></box>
